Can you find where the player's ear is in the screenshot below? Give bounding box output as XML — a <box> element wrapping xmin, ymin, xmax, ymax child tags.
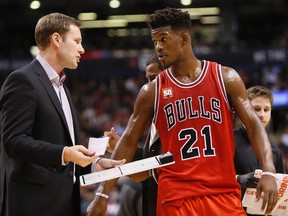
<box><xmin>182</xmin><ymin>32</ymin><xmax>190</xmax><ymax>45</ymax></box>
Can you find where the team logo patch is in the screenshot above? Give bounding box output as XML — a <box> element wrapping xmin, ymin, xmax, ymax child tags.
<box><xmin>163</xmin><ymin>87</ymin><xmax>173</xmax><ymax>99</ymax></box>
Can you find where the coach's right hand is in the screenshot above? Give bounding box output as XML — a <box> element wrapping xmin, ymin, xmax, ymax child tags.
<box><xmin>64</xmin><ymin>145</ymin><xmax>98</xmax><ymax>167</ymax></box>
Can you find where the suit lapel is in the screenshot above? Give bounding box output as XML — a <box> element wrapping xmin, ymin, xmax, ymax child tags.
<box><xmin>32</xmin><ymin>60</ymin><xmax>71</xmax><ymax>137</ymax></box>
<box><xmin>64</xmin><ymin>85</ymin><xmax>80</xmax><ymax>144</ymax></box>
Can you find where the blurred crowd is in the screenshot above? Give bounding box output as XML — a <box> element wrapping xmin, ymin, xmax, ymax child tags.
<box><xmin>0</xmin><ymin>3</ymin><xmax>287</xmax><ymax>215</ymax></box>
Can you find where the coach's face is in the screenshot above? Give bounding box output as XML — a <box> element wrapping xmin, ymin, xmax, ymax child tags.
<box><xmin>57</xmin><ymin>24</ymin><xmax>85</xmax><ymax>70</ymax></box>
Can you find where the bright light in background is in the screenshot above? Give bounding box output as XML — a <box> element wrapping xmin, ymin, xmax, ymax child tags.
<box><xmin>181</xmin><ymin>0</ymin><xmax>192</xmax><ymax>6</ymax></box>
<box><xmin>30</xmin><ymin>46</ymin><xmax>39</xmax><ymax>57</ymax></box>
<box><xmin>30</xmin><ymin>0</ymin><xmax>41</xmax><ymax>9</ymax></box>
<box><xmin>81</xmin><ymin>19</ymin><xmax>127</xmax><ymax>28</ymax></box>
<box><xmin>183</xmin><ymin>7</ymin><xmax>220</xmax><ymax>17</ymax></box>
<box><xmin>78</xmin><ymin>12</ymin><xmax>97</xmax><ymax>21</ymax></box>
<box><xmin>80</xmin><ymin>7</ymin><xmax>220</xmax><ymax>29</ymax></box>
<box><xmin>200</xmin><ymin>16</ymin><xmax>221</xmax><ymax>24</ymax></box>
<box><xmin>108</xmin><ymin>14</ymin><xmax>148</xmax><ymax>22</ymax></box>
<box><xmin>109</xmin><ymin>0</ymin><xmax>120</xmax><ymax>8</ymax></box>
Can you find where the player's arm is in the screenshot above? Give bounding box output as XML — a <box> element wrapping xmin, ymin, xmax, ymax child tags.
<box><xmin>86</xmin><ymin>81</ymin><xmax>155</xmax><ymax>216</ymax></box>
<box><xmin>222</xmin><ymin>66</ymin><xmax>278</xmax><ymax>214</ymax></box>
<box><xmin>111</xmin><ymin>81</ymin><xmax>155</xmax><ymax>162</ymax></box>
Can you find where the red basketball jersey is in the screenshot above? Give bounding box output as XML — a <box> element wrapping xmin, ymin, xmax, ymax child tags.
<box><xmin>154</xmin><ymin>60</ymin><xmax>241</xmax><ymax>204</ymax></box>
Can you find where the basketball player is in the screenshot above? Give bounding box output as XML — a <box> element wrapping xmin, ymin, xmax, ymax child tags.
<box><xmin>87</xmin><ymin>8</ymin><xmax>278</xmax><ymax>216</ymax></box>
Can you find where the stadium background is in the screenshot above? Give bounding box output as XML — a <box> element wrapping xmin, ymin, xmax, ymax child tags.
<box><xmin>1</xmin><ymin>0</ymin><xmax>288</xmax><ymax>215</ymax></box>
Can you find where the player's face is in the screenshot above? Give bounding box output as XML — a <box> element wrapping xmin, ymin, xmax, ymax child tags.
<box><xmin>151</xmin><ymin>26</ymin><xmax>183</xmax><ymax>68</ymax></box>
<box><xmin>145</xmin><ymin>62</ymin><xmax>162</xmax><ymax>82</ymax></box>
<box><xmin>57</xmin><ymin>24</ymin><xmax>85</xmax><ymax>70</ymax></box>
<box><xmin>250</xmin><ymin>97</ymin><xmax>272</xmax><ymax>128</ymax></box>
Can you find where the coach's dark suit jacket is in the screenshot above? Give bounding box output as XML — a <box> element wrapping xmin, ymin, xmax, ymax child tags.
<box><xmin>0</xmin><ymin>59</ymin><xmax>81</xmax><ymax>216</ymax></box>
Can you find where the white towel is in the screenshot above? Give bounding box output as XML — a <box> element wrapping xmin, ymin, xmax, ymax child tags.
<box><xmin>242</xmin><ymin>169</ymin><xmax>288</xmax><ymax>215</ymax></box>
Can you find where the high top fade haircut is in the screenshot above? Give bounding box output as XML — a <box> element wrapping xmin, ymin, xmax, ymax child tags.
<box><xmin>35</xmin><ymin>13</ymin><xmax>81</xmax><ymax>50</ymax></box>
<box><xmin>247</xmin><ymin>85</ymin><xmax>274</xmax><ymax>106</ymax></box>
<box><xmin>146</xmin><ymin>7</ymin><xmax>192</xmax><ymax>36</ymax></box>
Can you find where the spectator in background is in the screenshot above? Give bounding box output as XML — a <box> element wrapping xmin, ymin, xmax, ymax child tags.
<box><xmin>234</xmin><ymin>86</ymin><xmax>284</xmax><ymax>213</ymax></box>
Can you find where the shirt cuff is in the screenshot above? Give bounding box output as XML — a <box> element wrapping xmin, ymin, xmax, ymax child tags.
<box><xmin>62</xmin><ymin>146</ymin><xmax>68</xmax><ymax>166</ymax></box>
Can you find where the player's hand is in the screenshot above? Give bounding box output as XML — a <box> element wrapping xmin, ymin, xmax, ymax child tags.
<box><xmin>86</xmin><ymin>195</ymin><xmax>107</xmax><ymax>216</ymax></box>
<box><xmin>104</xmin><ymin>127</ymin><xmax>120</xmax><ymax>153</ymax></box>
<box><xmin>94</xmin><ymin>157</ymin><xmax>126</xmax><ymax>172</ymax></box>
<box><xmin>236</xmin><ymin>172</ymin><xmax>259</xmax><ymax>188</ymax></box>
<box><xmin>256</xmin><ymin>175</ymin><xmax>278</xmax><ymax>215</ymax></box>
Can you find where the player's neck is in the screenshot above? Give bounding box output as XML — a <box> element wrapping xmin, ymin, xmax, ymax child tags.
<box><xmin>170</xmin><ymin>58</ymin><xmax>201</xmax><ymax>83</ymax></box>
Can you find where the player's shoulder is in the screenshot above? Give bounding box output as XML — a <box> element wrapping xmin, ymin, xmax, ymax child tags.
<box><xmin>204</xmin><ymin>60</ymin><xmax>238</xmax><ymax>77</ymax></box>
<box><xmin>217</xmin><ymin>64</ymin><xmax>243</xmax><ymax>87</ymax></box>
<box><xmin>220</xmin><ymin>65</ymin><xmax>237</xmax><ymax>74</ymax></box>
<box><xmin>140</xmin><ymin>79</ymin><xmax>156</xmax><ymax>93</ymax></box>
<box><xmin>137</xmin><ymin>81</ymin><xmax>156</xmax><ymax>106</ymax></box>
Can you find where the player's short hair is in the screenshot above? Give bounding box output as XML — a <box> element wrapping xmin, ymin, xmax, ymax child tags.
<box><xmin>146</xmin><ymin>7</ymin><xmax>192</xmax><ymax>36</ymax></box>
<box><xmin>247</xmin><ymin>85</ymin><xmax>274</xmax><ymax>105</ymax></box>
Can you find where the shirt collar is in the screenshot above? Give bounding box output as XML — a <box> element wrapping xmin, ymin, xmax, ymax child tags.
<box><xmin>36</xmin><ymin>55</ymin><xmax>66</xmax><ymax>85</ymax></box>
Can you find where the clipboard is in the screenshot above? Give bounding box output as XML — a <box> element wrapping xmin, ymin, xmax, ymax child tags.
<box><xmin>80</xmin><ymin>152</ymin><xmax>174</xmax><ymax>186</ymax></box>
